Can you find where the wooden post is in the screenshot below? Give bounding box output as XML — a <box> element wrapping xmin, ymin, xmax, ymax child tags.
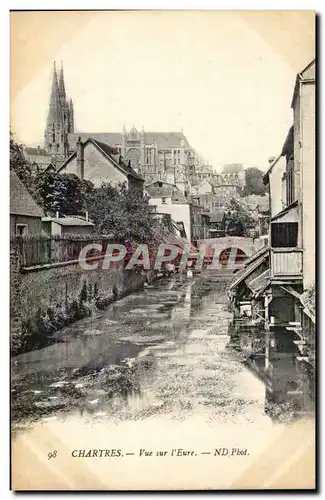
<box><xmin>264</xmin><ymin>292</ymin><xmax>271</xmax><ymax>371</ymax></box>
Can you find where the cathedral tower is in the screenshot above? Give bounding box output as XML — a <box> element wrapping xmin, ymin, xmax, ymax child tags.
<box><xmin>44</xmin><ymin>62</ymin><xmax>74</xmax><ymax>160</ymax></box>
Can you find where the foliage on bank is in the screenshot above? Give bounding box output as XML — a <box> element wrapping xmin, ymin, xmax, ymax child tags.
<box><xmin>224</xmin><ymin>198</ymin><xmax>258</xmax><ymax>237</ymax></box>
<box><xmin>242</xmin><ymin>167</ymin><xmax>268</xmax><ymax>197</ymax></box>
<box><xmin>10</xmin><ymin>133</ymin><xmax>163</xmax><ymax>244</ymax></box>
<box><xmin>302</xmin><ymin>284</ymin><xmax>316</xmax><ymax>315</ymax></box>
<box><xmin>35</xmin><ymin>171</ymin><xmax>93</xmax><ymax>215</ymax></box>
<box><xmin>86</xmin><ymin>181</ymin><xmax>162</xmax><ymax>243</ymax></box>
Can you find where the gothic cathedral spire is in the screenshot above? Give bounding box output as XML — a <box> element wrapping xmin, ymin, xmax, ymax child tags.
<box><xmin>58</xmin><ymin>61</ymin><xmax>66</xmax><ymax>102</ymax></box>
<box><xmin>44</xmin><ymin>61</ymin><xmax>75</xmax><ymax>161</ymax></box>
<box><xmin>46</xmin><ymin>62</ymin><xmax>62</xmax><ymax>127</ymax></box>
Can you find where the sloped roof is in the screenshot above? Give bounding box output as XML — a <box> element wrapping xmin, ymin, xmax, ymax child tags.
<box><xmin>90</xmin><ymin>139</ymin><xmax>118</xmax><ymax>156</ymax></box>
<box><xmin>291</xmin><ymin>59</ymin><xmax>316</xmax><ymax>108</ymax></box>
<box><xmin>262</xmin><ymin>154</ymin><xmax>283</xmax><ymax>185</ymax></box>
<box><xmin>271</xmin><ymin>200</ymin><xmax>299</xmax><ymax>222</ymax></box>
<box><xmin>282</xmin><ymin>285</ymin><xmax>315</xmax><ymax>323</ymax></box>
<box><xmin>300</xmin><ymin>58</ymin><xmax>316</xmax><ymax>79</ymax></box>
<box><xmin>145</xmin><ymin>181</ymin><xmax>186</xmax><ymax>200</ymax></box>
<box><xmin>246</xmin><ymin>269</ymin><xmax>270</xmax><ymax>295</ymax></box>
<box><xmin>242</xmin><ymin>245</ymin><xmax>269</xmax><ymax>267</ymax></box>
<box><xmin>58</xmin><ymin>137</ymin><xmax>144</xmax><ymax>181</ymax></box>
<box><xmin>281</xmin><ymin>126</ymin><xmax>294</xmax><ymax>157</ymax></box>
<box><xmin>10</xmin><ymin>171</ymin><xmax>44</xmax><ymax>218</ymax></box>
<box><xmin>68</xmin><ymin>131</ymin><xmax>191</xmax><ymax>151</ymax></box>
<box><xmin>92</xmin><ymin>139</ymin><xmax>143</xmax><ymax>181</ymax></box>
<box><xmin>43</xmin><ymin>217</ymin><xmax>94</xmax><ymax>227</ymax></box>
<box><xmin>229</xmin><ymin>252</ymin><xmax>268</xmax><ymax>291</ymax></box>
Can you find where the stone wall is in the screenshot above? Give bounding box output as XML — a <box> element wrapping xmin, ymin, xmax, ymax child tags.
<box><xmin>10</xmin><ymin>242</ymin><xmax>146</xmax><ymax>355</ymax></box>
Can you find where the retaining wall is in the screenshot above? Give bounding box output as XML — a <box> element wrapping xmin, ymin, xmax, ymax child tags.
<box><xmin>10</xmin><ymin>242</ymin><xmax>146</xmax><ymax>355</ymax></box>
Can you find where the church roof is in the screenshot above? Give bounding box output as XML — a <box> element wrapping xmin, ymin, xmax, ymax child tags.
<box><xmin>10</xmin><ymin>171</ymin><xmax>44</xmax><ymax>218</ymax></box>
<box><xmin>68</xmin><ymin>131</ymin><xmax>191</xmax><ymax>151</ymax></box>
<box><xmin>24</xmin><ymin>147</ymin><xmax>50</xmax><ymax>157</ymax></box>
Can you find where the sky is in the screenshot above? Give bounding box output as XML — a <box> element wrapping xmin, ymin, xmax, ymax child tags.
<box><xmin>10</xmin><ymin>11</ymin><xmax>315</xmax><ymax>171</ymax></box>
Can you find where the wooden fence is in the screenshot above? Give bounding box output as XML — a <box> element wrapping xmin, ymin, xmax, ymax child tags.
<box><xmin>11</xmin><ymin>235</ymin><xmax>117</xmax><ymax>268</ymax></box>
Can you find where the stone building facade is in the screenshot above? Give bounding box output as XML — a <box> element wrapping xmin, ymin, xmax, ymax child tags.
<box><xmin>41</xmin><ymin>63</ymin><xmax>199</xmax><ymax>192</ymax></box>
<box><xmin>67</xmin><ymin>128</ymin><xmax>193</xmax><ymax>194</ymax></box>
<box><xmin>40</xmin><ymin>62</ymin><xmax>247</xmax><ymax>198</ymax></box>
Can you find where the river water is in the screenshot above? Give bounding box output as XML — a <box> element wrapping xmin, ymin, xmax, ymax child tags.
<box><xmin>12</xmin><ymin>273</ymin><xmax>273</xmax><ymax>428</ymax></box>
<box><xmin>11</xmin><ymin>273</ymin><xmax>316</xmax><ymax>490</ymax></box>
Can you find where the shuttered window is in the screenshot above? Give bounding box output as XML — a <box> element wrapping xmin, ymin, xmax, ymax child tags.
<box><xmin>271</xmin><ymin>222</ymin><xmax>298</xmax><ymax>248</ymax></box>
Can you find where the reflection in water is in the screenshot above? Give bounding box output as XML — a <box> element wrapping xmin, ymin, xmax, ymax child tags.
<box><xmin>11</xmin><ymin>274</ymin><xmax>313</xmax><ymax>432</ymax></box>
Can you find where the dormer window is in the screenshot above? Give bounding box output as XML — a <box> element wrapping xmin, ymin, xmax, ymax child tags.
<box><xmin>158</xmin><ymin>182</ymin><xmax>163</xmax><ymax>187</ymax></box>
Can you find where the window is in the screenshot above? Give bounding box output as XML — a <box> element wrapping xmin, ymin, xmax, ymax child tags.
<box><xmin>146</xmin><ymin>147</ymin><xmax>153</xmax><ymax>165</ymax></box>
<box><xmin>286</xmin><ymin>156</ymin><xmax>295</xmax><ymax>206</ymax></box>
<box><xmin>15</xmin><ymin>224</ymin><xmax>28</xmax><ymax>236</ymax></box>
<box><xmin>271</xmin><ymin>222</ymin><xmax>298</xmax><ymax>248</ymax></box>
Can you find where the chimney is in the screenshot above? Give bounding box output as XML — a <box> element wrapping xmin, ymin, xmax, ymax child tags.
<box><xmin>76</xmin><ymin>137</ymin><xmax>84</xmax><ymax>179</ymax></box>
<box><xmin>85</xmin><ymin>211</ymin><xmax>89</xmax><ymax>222</ymax></box>
<box><xmin>56</xmin><ymin>211</ymin><xmax>59</xmax><ymax>219</ymax></box>
<box><xmin>37</xmin><ymin>145</ymin><xmax>41</xmax><ymax>155</ymax></box>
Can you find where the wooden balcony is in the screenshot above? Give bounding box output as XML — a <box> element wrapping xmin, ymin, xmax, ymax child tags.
<box><xmin>270</xmin><ymin>248</ymin><xmax>303</xmax><ymax>280</ymax></box>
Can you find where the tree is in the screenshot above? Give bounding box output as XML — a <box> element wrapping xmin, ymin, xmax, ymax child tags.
<box><xmin>87</xmin><ymin>181</ymin><xmax>162</xmax><ymax>242</ymax></box>
<box><xmin>242</xmin><ymin>167</ymin><xmax>268</xmax><ymax>196</ymax></box>
<box><xmin>35</xmin><ymin>171</ymin><xmax>93</xmax><ymax>216</ymax></box>
<box><xmin>224</xmin><ymin>198</ymin><xmax>257</xmax><ymax>237</ymax></box>
<box><xmin>10</xmin><ymin>132</ymin><xmax>33</xmax><ymax>190</ymax></box>
<box><xmin>222</xmin><ymin>163</ymin><xmax>244</xmax><ymax>174</ymax></box>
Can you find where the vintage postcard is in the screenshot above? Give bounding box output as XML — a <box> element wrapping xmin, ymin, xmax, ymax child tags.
<box><xmin>10</xmin><ymin>10</ymin><xmax>316</xmax><ymax>491</ymax></box>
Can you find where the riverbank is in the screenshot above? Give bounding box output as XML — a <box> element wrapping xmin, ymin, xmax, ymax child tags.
<box><xmin>11</xmin><ymin>275</ymin><xmax>229</xmax><ymax>427</ymax></box>
<box><xmin>11</xmin><ymin>273</ymin><xmax>315</xmax><ymax>490</ymax></box>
